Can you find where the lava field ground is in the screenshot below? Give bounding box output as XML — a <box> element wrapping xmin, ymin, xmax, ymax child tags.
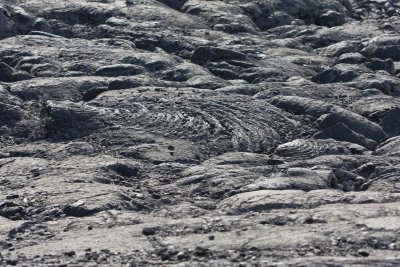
<box><xmin>1</xmin><ymin>0</ymin><xmax>400</xmax><ymax>266</ymax></box>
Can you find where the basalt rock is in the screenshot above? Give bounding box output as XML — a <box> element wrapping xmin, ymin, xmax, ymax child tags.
<box><xmin>0</xmin><ymin>0</ymin><xmax>399</xmax><ymax>266</ymax></box>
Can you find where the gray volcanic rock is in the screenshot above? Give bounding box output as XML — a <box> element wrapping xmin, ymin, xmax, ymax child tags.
<box><xmin>316</xmin><ymin>111</ymin><xmax>386</xmax><ymax>142</ymax></box>
<box><xmin>0</xmin><ymin>62</ymin><xmax>31</xmax><ymax>82</ymax></box>
<box><xmin>381</xmin><ymin>107</ymin><xmax>400</xmax><ymax>137</ymax></box>
<box><xmin>45</xmin><ymin>100</ymin><xmax>107</xmax><ymax>140</ymax></box>
<box><xmin>191</xmin><ymin>46</ymin><xmax>247</xmax><ymax>66</ymax></box>
<box><xmin>362</xmin><ymin>35</ymin><xmax>400</xmax><ymax>60</ymax></box>
<box><xmin>314</xmin><ymin>122</ymin><xmax>379</xmax><ymax>150</ymax></box>
<box><xmin>93</xmin><ymin>64</ymin><xmax>144</xmax><ymax>77</ymax></box>
<box><xmin>374</xmin><ymin>136</ymin><xmax>400</xmax><ymax>157</ymax></box>
<box><xmin>274</xmin><ymin>138</ymin><xmax>368</xmax><ymax>159</ymax></box>
<box><xmin>1</xmin><ymin>0</ymin><xmax>400</xmax><ymax>266</ymax></box>
<box><xmin>218</xmin><ymin>189</ymin><xmax>400</xmax><ymax>214</ymax></box>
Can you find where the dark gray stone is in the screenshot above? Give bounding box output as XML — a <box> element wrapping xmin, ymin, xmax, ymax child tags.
<box><xmin>382</xmin><ymin>107</ymin><xmax>400</xmax><ymax>137</ymax></box>
<box><xmin>93</xmin><ymin>64</ymin><xmax>144</xmax><ymax>77</ymax></box>
<box><xmin>191</xmin><ymin>46</ymin><xmax>246</xmax><ymax>66</ymax></box>
<box><xmin>314</xmin><ymin>122</ymin><xmax>378</xmax><ymax>150</ymax></box>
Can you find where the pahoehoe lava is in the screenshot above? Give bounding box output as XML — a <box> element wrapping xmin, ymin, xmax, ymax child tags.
<box><xmin>1</xmin><ymin>0</ymin><xmax>400</xmax><ymax>266</ymax></box>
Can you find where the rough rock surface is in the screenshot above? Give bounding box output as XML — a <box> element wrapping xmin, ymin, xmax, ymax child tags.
<box><xmin>1</xmin><ymin>0</ymin><xmax>400</xmax><ymax>266</ymax></box>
